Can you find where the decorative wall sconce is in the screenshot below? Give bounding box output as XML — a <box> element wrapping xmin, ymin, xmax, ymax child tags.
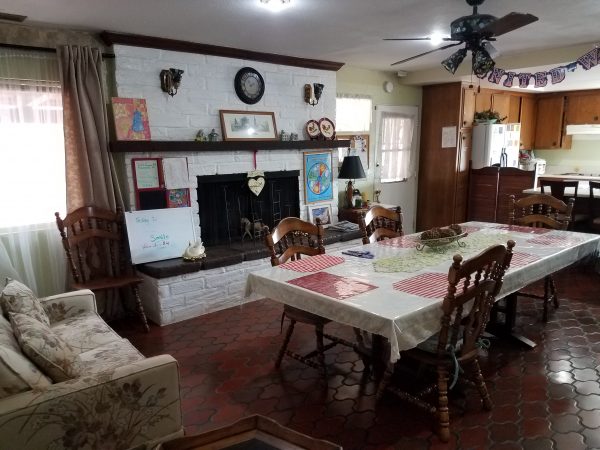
<box><xmin>160</xmin><ymin>68</ymin><xmax>184</xmax><ymax>97</ymax></box>
<box><xmin>304</xmin><ymin>83</ymin><xmax>324</xmax><ymax>106</ymax></box>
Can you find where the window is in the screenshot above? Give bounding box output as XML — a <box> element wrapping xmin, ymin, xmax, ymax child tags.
<box><xmin>376</xmin><ymin>106</ymin><xmax>418</xmax><ymax>183</ymax></box>
<box><xmin>336</xmin><ymin>96</ymin><xmax>372</xmax><ymax>132</ymax></box>
<box><xmin>0</xmin><ymin>50</ymin><xmax>65</xmax><ymax>227</ymax></box>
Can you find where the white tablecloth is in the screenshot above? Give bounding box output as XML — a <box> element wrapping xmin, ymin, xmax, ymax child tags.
<box><xmin>244</xmin><ymin>222</ymin><xmax>600</xmax><ymax>362</ymax></box>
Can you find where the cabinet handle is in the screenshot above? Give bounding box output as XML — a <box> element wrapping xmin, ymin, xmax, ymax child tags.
<box><xmin>553</xmin><ymin>142</ymin><xmax>557</xmax><ymax>146</ymax></box>
<box><xmin>594</xmin><ymin>116</ymin><xmax>599</xmax><ymax>121</ymax></box>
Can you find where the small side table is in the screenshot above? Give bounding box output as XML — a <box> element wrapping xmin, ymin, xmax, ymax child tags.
<box><xmin>338</xmin><ymin>207</ymin><xmax>369</xmax><ymax>224</ymax></box>
<box><xmin>161</xmin><ymin>414</ymin><xmax>342</xmax><ymax>449</ymax></box>
<box><xmin>338</xmin><ymin>203</ymin><xmax>399</xmax><ymax>225</ymax></box>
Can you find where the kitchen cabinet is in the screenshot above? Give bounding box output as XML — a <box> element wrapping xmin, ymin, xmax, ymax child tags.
<box><xmin>417</xmin><ymin>83</ymin><xmax>474</xmax><ymax>231</ymax></box>
<box><xmin>519</xmin><ymin>96</ymin><xmax>537</xmax><ymax>150</ymax></box>
<box><xmin>565</xmin><ymin>92</ymin><xmax>600</xmax><ymax>124</ymax></box>
<box><xmin>533</xmin><ymin>95</ymin><xmax>571</xmax><ymax>149</ymax></box>
<box><xmin>491</xmin><ymin>93</ymin><xmax>511</xmax><ymax>123</ymax></box>
<box><xmin>475</xmin><ymin>91</ymin><xmax>492</xmax><ymax>114</ymax></box>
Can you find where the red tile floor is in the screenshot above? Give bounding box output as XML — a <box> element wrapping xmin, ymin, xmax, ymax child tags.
<box><xmin>117</xmin><ymin>264</ymin><xmax>600</xmax><ymax>449</ymax></box>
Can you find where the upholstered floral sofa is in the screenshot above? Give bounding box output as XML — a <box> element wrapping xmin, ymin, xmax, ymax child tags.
<box><xmin>0</xmin><ymin>283</ymin><xmax>183</xmax><ymax>450</ymax></box>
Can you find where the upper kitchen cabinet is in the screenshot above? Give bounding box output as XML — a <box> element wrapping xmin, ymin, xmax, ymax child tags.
<box><xmin>533</xmin><ymin>95</ymin><xmax>570</xmax><ymax>150</ymax></box>
<box><xmin>565</xmin><ymin>90</ymin><xmax>600</xmax><ymax>124</ymax></box>
<box><xmin>491</xmin><ymin>93</ymin><xmax>511</xmax><ymax>123</ymax></box>
<box><xmin>461</xmin><ymin>86</ymin><xmax>476</xmax><ymax>128</ymax></box>
<box><xmin>519</xmin><ymin>95</ymin><xmax>537</xmax><ymax>150</ymax></box>
<box><xmin>475</xmin><ymin>91</ymin><xmax>492</xmax><ymax>114</ymax></box>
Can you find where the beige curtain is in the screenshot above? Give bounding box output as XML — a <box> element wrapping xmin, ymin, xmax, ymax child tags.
<box><xmin>57</xmin><ymin>45</ymin><xmax>122</xmax><ymax>211</ymax></box>
<box><xmin>57</xmin><ymin>46</ymin><xmax>124</xmax><ymax>317</ymax></box>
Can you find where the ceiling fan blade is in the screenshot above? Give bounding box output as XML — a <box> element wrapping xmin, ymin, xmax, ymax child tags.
<box><xmin>391</xmin><ymin>42</ymin><xmax>463</xmax><ymax>66</ymax></box>
<box><xmin>384</xmin><ymin>37</ymin><xmax>459</xmax><ymax>41</ymax></box>
<box><xmin>480</xmin><ymin>12</ymin><xmax>539</xmax><ymax>37</ymax></box>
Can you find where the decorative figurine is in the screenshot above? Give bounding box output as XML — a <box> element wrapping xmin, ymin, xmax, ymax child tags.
<box><xmin>374</xmin><ymin>189</ymin><xmax>381</xmax><ymax>203</ymax></box>
<box><xmin>195</xmin><ymin>130</ymin><xmax>207</xmax><ymax>142</ymax></box>
<box><xmin>241</xmin><ymin>218</ymin><xmax>265</xmax><ymax>241</ymax></box>
<box><xmin>290</xmin><ymin>132</ymin><xmax>298</xmax><ymax>141</ymax></box>
<box><xmin>208</xmin><ymin>128</ymin><xmax>220</xmax><ymax>142</ymax></box>
<box><xmin>280</xmin><ymin>130</ymin><xmax>289</xmax><ymax>141</ymax></box>
<box><xmin>182</xmin><ymin>239</ymin><xmax>206</xmax><ymax>261</ymax></box>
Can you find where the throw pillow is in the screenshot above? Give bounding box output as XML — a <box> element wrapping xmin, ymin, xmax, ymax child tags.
<box><xmin>10</xmin><ymin>313</ymin><xmax>80</xmax><ymax>382</ymax></box>
<box><xmin>0</xmin><ymin>315</ymin><xmax>51</xmax><ymax>398</ymax></box>
<box><xmin>0</xmin><ymin>278</ymin><xmax>50</xmax><ymax>326</ymax></box>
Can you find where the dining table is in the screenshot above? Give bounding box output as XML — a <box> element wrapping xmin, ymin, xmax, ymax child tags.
<box><xmin>244</xmin><ymin>221</ymin><xmax>600</xmax><ymax>364</ymax></box>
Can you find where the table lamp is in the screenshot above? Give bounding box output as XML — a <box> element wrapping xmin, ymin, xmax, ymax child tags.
<box><xmin>338</xmin><ymin>155</ymin><xmax>366</xmax><ymax>208</ymax></box>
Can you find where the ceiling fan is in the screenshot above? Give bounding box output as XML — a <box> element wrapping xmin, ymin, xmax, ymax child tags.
<box><xmin>385</xmin><ymin>0</ymin><xmax>538</xmax><ymax>75</ymax></box>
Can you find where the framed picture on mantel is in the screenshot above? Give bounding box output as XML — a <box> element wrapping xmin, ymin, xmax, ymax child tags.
<box><xmin>219</xmin><ymin>110</ymin><xmax>278</xmax><ymax>141</ymax></box>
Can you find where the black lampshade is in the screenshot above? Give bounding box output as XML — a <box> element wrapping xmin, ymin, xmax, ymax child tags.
<box><xmin>441</xmin><ymin>48</ymin><xmax>467</xmax><ymax>74</ymax></box>
<box><xmin>472</xmin><ymin>46</ymin><xmax>495</xmax><ymax>77</ymax></box>
<box><xmin>338</xmin><ymin>155</ymin><xmax>366</xmax><ymax>179</ymax></box>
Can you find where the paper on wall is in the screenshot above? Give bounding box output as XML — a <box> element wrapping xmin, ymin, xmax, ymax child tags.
<box><xmin>162</xmin><ymin>157</ymin><xmax>189</xmax><ymax>189</ymax></box>
<box><xmin>441</xmin><ymin>126</ymin><xmax>457</xmax><ymax>148</ymax></box>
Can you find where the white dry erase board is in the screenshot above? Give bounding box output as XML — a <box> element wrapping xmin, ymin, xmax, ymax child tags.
<box><xmin>124</xmin><ymin>207</ymin><xmax>196</xmax><ymax>264</ymax></box>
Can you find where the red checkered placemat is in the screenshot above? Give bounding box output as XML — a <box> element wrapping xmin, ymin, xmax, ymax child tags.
<box><xmin>527</xmin><ymin>235</ymin><xmax>584</xmax><ymax>247</ymax></box>
<box><xmin>378</xmin><ymin>235</ymin><xmax>419</xmax><ymax>248</ymax></box>
<box><xmin>287</xmin><ymin>272</ymin><xmax>378</xmax><ymax>300</ymax></box>
<box><xmin>279</xmin><ymin>254</ymin><xmax>345</xmax><ymax>272</ymax></box>
<box><xmin>494</xmin><ymin>224</ymin><xmax>552</xmax><ymax>234</ymax></box>
<box><xmin>509</xmin><ymin>252</ymin><xmax>540</xmax><ymax>268</ymax></box>
<box><xmin>392</xmin><ymin>273</ymin><xmax>448</xmax><ymax>299</ymax></box>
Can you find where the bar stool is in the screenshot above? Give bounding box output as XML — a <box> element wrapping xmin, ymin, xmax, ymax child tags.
<box><xmin>589</xmin><ymin>181</ymin><xmax>600</xmax><ymax>232</ymax></box>
<box><xmin>540</xmin><ymin>180</ymin><xmax>589</xmax><ymax>229</ymax></box>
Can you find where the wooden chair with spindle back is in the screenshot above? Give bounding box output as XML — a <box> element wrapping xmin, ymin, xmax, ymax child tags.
<box><xmin>508</xmin><ymin>194</ymin><xmax>574</xmax><ymax>322</ymax></box>
<box><xmin>360</xmin><ymin>206</ymin><xmax>403</xmax><ymax>244</ymax></box>
<box><xmin>264</xmin><ymin>217</ymin><xmax>361</xmax><ymax>377</ymax></box>
<box><xmin>382</xmin><ymin>241</ymin><xmax>514</xmax><ymax>442</ymax></box>
<box><xmin>55</xmin><ymin>206</ymin><xmax>149</xmax><ymax>332</ymax></box>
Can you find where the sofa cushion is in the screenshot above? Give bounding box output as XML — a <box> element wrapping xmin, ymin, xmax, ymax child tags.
<box><xmin>51</xmin><ymin>311</ymin><xmax>123</xmax><ymax>355</ymax></box>
<box><xmin>10</xmin><ymin>313</ymin><xmax>81</xmax><ymax>382</ymax></box>
<box><xmin>76</xmin><ymin>339</ymin><xmax>145</xmax><ymax>375</ymax></box>
<box><xmin>0</xmin><ymin>279</ymin><xmax>49</xmax><ymax>326</ymax></box>
<box><xmin>0</xmin><ymin>315</ymin><xmax>51</xmax><ymax>398</ymax></box>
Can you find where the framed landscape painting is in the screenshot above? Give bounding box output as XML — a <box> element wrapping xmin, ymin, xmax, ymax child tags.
<box><xmin>303</xmin><ymin>151</ymin><xmax>333</xmax><ymax>204</ymax></box>
<box><xmin>219</xmin><ymin>110</ymin><xmax>277</xmax><ymax>141</ymax></box>
<box><xmin>307</xmin><ymin>203</ymin><xmax>332</xmax><ymax>227</ymax></box>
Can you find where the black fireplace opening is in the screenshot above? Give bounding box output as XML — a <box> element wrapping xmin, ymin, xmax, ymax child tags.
<box><xmin>197</xmin><ymin>171</ymin><xmax>300</xmax><ymax>247</ymax></box>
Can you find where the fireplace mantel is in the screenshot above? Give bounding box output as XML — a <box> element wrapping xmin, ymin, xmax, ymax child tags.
<box><xmin>110</xmin><ymin>139</ymin><xmax>350</xmax><ymax>153</ymax></box>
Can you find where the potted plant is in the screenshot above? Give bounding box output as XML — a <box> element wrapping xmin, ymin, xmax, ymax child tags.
<box><xmin>474</xmin><ymin>109</ymin><xmax>506</xmax><ymax>124</ymax></box>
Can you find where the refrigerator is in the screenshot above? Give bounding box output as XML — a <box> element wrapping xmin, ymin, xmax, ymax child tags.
<box><xmin>471</xmin><ymin>123</ymin><xmax>521</xmax><ymax>169</ymax></box>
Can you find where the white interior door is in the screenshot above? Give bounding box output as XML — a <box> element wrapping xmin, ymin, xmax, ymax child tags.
<box><xmin>373</xmin><ymin>105</ymin><xmax>420</xmax><ymax>234</ymax></box>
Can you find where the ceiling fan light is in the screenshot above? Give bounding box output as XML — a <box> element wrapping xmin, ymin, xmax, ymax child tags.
<box><xmin>472</xmin><ymin>46</ymin><xmax>495</xmax><ymax>76</ymax></box>
<box><xmin>441</xmin><ymin>48</ymin><xmax>467</xmax><ymax>74</ymax></box>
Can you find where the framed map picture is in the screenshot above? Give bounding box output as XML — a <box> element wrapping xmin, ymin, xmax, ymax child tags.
<box><xmin>303</xmin><ymin>151</ymin><xmax>333</xmax><ymax>204</ymax></box>
<box><xmin>112</xmin><ymin>97</ymin><xmax>151</xmax><ymax>141</ymax></box>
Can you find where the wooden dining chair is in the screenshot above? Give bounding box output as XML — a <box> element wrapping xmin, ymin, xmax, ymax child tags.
<box><xmin>359</xmin><ymin>206</ymin><xmax>403</xmax><ymax>244</ymax></box>
<box><xmin>55</xmin><ymin>206</ymin><xmax>150</xmax><ymax>332</ymax></box>
<box><xmin>382</xmin><ymin>241</ymin><xmax>514</xmax><ymax>442</ymax></box>
<box><xmin>589</xmin><ymin>181</ymin><xmax>600</xmax><ymax>233</ymax></box>
<box><xmin>508</xmin><ymin>194</ymin><xmax>574</xmax><ymax>322</ymax></box>
<box><xmin>264</xmin><ymin>217</ymin><xmax>360</xmax><ymax>377</ymax></box>
<box><xmin>540</xmin><ymin>179</ymin><xmax>588</xmax><ymax>228</ymax></box>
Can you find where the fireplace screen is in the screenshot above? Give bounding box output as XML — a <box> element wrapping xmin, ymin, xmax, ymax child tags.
<box><xmin>197</xmin><ymin>171</ymin><xmax>300</xmax><ymax>246</ymax></box>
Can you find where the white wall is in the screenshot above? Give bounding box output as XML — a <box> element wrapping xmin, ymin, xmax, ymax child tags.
<box><xmin>113</xmin><ymin>44</ymin><xmax>338</xmax><ymax>236</ymax></box>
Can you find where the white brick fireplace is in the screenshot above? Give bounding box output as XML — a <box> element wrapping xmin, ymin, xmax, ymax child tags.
<box><xmin>113</xmin><ymin>45</ymin><xmax>354</xmax><ymax>324</ymax></box>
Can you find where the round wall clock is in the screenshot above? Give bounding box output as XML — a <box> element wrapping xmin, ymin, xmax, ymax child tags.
<box><xmin>234</xmin><ymin>67</ymin><xmax>265</xmax><ymax>104</ymax></box>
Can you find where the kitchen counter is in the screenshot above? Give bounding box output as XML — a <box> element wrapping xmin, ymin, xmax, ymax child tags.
<box><xmin>523</xmin><ymin>187</ymin><xmax>590</xmax><ymax>197</ymax></box>
<box><xmin>538</xmin><ymin>174</ymin><xmax>600</xmax><ymax>182</ymax></box>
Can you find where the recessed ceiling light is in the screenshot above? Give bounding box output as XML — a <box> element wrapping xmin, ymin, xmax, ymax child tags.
<box><xmin>259</xmin><ymin>0</ymin><xmax>291</xmax><ymax>13</ymax></box>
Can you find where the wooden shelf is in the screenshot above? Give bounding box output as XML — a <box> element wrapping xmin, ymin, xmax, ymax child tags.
<box><xmin>109</xmin><ymin>139</ymin><xmax>350</xmax><ymax>153</ymax></box>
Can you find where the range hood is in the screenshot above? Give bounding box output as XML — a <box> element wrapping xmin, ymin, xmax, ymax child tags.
<box><xmin>566</xmin><ymin>124</ymin><xmax>600</xmax><ymax>135</ymax></box>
